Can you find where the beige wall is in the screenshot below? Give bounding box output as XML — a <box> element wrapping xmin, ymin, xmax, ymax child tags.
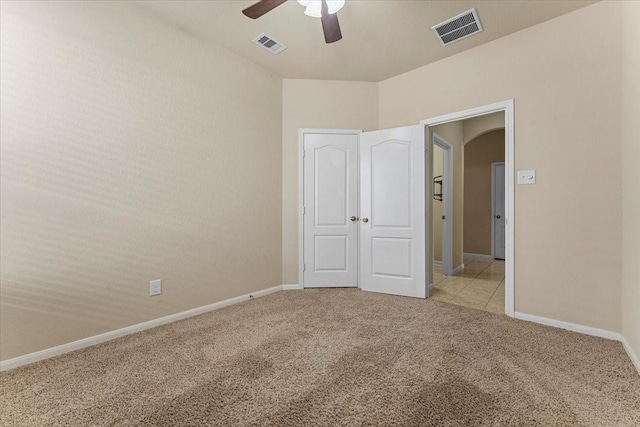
<box><xmin>620</xmin><ymin>1</ymin><xmax>640</xmax><ymax>364</ymax></box>
<box><xmin>281</xmin><ymin>79</ymin><xmax>378</xmax><ymax>284</ymax></box>
<box><xmin>0</xmin><ymin>1</ymin><xmax>282</xmax><ymax>360</ymax></box>
<box><xmin>379</xmin><ymin>1</ymin><xmax>622</xmax><ymax>331</ymax></box>
<box><xmin>463</xmin><ymin>112</ymin><xmax>505</xmax><ymax>145</ymax></box>
<box><xmin>430</xmin><ymin>123</ymin><xmax>464</xmax><ymax>270</ymax></box>
<box><xmin>463</xmin><ymin>130</ymin><xmax>505</xmax><ymax>255</ymax></box>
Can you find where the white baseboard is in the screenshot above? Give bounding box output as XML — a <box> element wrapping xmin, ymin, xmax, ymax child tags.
<box><xmin>514</xmin><ymin>312</ymin><xmax>621</xmax><ymax>341</ymax></box>
<box><xmin>620</xmin><ymin>335</ymin><xmax>640</xmax><ymax>376</ymax></box>
<box><xmin>514</xmin><ymin>311</ymin><xmax>639</xmax><ymax>376</ymax></box>
<box><xmin>451</xmin><ymin>263</ymin><xmax>464</xmax><ymax>275</ymax></box>
<box><xmin>4</xmin><ymin>287</ymin><xmax>637</xmax><ymax>377</ymax></box>
<box><xmin>464</xmin><ymin>252</ymin><xmax>493</xmax><ymax>260</ymax></box>
<box><xmin>0</xmin><ymin>285</ymin><xmax>283</xmax><ymax>372</ymax></box>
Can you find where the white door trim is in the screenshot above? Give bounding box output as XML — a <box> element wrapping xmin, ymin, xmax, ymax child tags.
<box><xmin>298</xmin><ymin>129</ymin><xmax>362</xmax><ymax>290</ymax></box>
<box><xmin>432</xmin><ymin>132</ymin><xmax>453</xmax><ymax>275</ymax></box>
<box><xmin>421</xmin><ymin>100</ymin><xmax>515</xmax><ymax>317</ymax></box>
<box><xmin>491</xmin><ymin>162</ymin><xmax>505</xmax><ymax>259</ymax></box>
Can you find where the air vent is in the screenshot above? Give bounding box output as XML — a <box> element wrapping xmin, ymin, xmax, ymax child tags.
<box><xmin>252</xmin><ymin>32</ymin><xmax>287</xmax><ymax>55</ymax></box>
<box><xmin>432</xmin><ymin>8</ymin><xmax>483</xmax><ymax>46</ymax></box>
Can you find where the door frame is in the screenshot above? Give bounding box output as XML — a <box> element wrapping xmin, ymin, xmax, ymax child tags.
<box><xmin>298</xmin><ymin>128</ymin><xmax>362</xmax><ymax>290</ymax></box>
<box><xmin>421</xmin><ymin>100</ymin><xmax>515</xmax><ymax>317</ymax></box>
<box><xmin>432</xmin><ymin>132</ymin><xmax>454</xmax><ymax>276</ymax></box>
<box><xmin>491</xmin><ymin>162</ymin><xmax>505</xmax><ymax>260</ymax></box>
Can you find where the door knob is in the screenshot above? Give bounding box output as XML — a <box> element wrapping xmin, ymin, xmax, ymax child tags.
<box><xmin>350</xmin><ymin>216</ymin><xmax>357</xmax><ymax>222</ymax></box>
<box><xmin>362</xmin><ymin>218</ymin><xmax>369</xmax><ymax>223</ymax></box>
<box><xmin>496</xmin><ymin>215</ymin><xmax>501</xmax><ymax>219</ymax></box>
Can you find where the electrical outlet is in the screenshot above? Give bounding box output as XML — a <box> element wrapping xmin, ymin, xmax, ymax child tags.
<box><xmin>150</xmin><ymin>279</ymin><xmax>162</xmax><ymax>296</ymax></box>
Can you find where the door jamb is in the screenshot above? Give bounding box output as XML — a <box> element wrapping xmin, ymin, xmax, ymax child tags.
<box><xmin>298</xmin><ymin>128</ymin><xmax>362</xmax><ymax>290</ymax></box>
<box><xmin>420</xmin><ymin>100</ymin><xmax>515</xmax><ymax>317</ymax></box>
<box><xmin>491</xmin><ymin>162</ymin><xmax>505</xmax><ymax>260</ymax></box>
<box><xmin>432</xmin><ymin>133</ymin><xmax>454</xmax><ymax>276</ymax></box>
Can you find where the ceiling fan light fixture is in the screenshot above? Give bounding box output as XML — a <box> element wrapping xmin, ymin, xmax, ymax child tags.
<box><xmin>297</xmin><ymin>0</ymin><xmax>345</xmax><ymax>18</ymax></box>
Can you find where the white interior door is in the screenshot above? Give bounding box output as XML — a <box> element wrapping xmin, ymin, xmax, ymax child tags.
<box><xmin>492</xmin><ymin>162</ymin><xmax>506</xmax><ymax>260</ymax></box>
<box><xmin>360</xmin><ymin>125</ymin><xmax>427</xmax><ymax>298</ymax></box>
<box><xmin>302</xmin><ymin>131</ymin><xmax>359</xmax><ymax>287</ymax></box>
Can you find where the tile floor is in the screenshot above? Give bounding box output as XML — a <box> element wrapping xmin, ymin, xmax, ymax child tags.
<box><xmin>430</xmin><ymin>255</ymin><xmax>505</xmax><ymax>315</ymax></box>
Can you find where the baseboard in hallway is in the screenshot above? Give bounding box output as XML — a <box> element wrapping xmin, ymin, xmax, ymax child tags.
<box><xmin>463</xmin><ymin>252</ymin><xmax>493</xmax><ymax>260</ymax></box>
<box><xmin>451</xmin><ymin>264</ymin><xmax>464</xmax><ymax>275</ymax></box>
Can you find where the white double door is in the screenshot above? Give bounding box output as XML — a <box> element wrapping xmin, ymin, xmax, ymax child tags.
<box><xmin>302</xmin><ymin>126</ymin><xmax>427</xmax><ymax>298</ymax></box>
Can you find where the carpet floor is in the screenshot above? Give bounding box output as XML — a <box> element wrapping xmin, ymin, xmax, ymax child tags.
<box><xmin>1</xmin><ymin>289</ymin><xmax>639</xmax><ymax>426</ymax></box>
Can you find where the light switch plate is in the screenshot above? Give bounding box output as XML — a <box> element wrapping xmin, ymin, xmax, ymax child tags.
<box><xmin>517</xmin><ymin>169</ymin><xmax>536</xmax><ymax>185</ymax></box>
<box><xmin>150</xmin><ymin>279</ymin><xmax>162</xmax><ymax>296</ymax></box>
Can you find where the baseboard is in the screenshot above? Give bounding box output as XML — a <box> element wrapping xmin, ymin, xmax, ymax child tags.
<box><xmin>514</xmin><ymin>312</ymin><xmax>640</xmax><ymax>375</ymax></box>
<box><xmin>0</xmin><ymin>285</ymin><xmax>283</xmax><ymax>372</ymax></box>
<box><xmin>4</xmin><ymin>288</ymin><xmax>635</xmax><ymax>376</ymax></box>
<box><xmin>464</xmin><ymin>252</ymin><xmax>493</xmax><ymax>260</ymax></box>
<box><xmin>514</xmin><ymin>312</ymin><xmax>621</xmax><ymax>341</ymax></box>
<box><xmin>451</xmin><ymin>263</ymin><xmax>464</xmax><ymax>275</ymax></box>
<box><xmin>620</xmin><ymin>335</ymin><xmax>640</xmax><ymax>376</ymax></box>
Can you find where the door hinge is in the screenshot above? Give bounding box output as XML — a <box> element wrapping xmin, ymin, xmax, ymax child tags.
<box><xmin>442</xmin><ymin>215</ymin><xmax>446</xmax><ymax>220</ymax></box>
<box><xmin>302</xmin><ymin>206</ymin><xmax>306</xmax><ymax>215</ymax></box>
<box><xmin>303</xmin><ymin>149</ymin><xmax>306</xmax><ymax>158</ymax></box>
<box><xmin>303</xmin><ymin>263</ymin><xmax>306</xmax><ymax>272</ymax></box>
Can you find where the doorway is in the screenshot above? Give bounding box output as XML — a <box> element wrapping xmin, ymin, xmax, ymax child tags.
<box><xmin>298</xmin><ymin>100</ymin><xmax>514</xmax><ymax>316</ymax></box>
<box><xmin>429</xmin><ymin>122</ymin><xmax>505</xmax><ymax>314</ymax></box>
<box><xmin>431</xmin><ymin>133</ymin><xmax>453</xmax><ymax>278</ymax></box>
<box><xmin>422</xmin><ymin>100</ymin><xmax>514</xmax><ymax>316</ymax></box>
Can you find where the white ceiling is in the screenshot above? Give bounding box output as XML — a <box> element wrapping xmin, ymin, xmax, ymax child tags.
<box><xmin>136</xmin><ymin>0</ymin><xmax>596</xmax><ymax>82</ymax></box>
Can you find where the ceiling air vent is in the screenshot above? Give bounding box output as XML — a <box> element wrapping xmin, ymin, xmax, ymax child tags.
<box><xmin>432</xmin><ymin>8</ymin><xmax>483</xmax><ymax>46</ymax></box>
<box><xmin>252</xmin><ymin>32</ymin><xmax>287</xmax><ymax>55</ymax></box>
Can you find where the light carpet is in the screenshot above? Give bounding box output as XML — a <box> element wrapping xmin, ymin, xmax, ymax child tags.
<box><xmin>1</xmin><ymin>289</ymin><xmax>639</xmax><ymax>426</ymax></box>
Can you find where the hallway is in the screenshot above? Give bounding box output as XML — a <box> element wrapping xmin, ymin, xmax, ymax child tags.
<box><xmin>431</xmin><ymin>255</ymin><xmax>505</xmax><ymax>314</ymax></box>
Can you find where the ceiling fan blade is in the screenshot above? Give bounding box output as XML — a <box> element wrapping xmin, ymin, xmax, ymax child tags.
<box><xmin>321</xmin><ymin>0</ymin><xmax>342</xmax><ymax>43</ymax></box>
<box><xmin>242</xmin><ymin>0</ymin><xmax>287</xmax><ymax>19</ymax></box>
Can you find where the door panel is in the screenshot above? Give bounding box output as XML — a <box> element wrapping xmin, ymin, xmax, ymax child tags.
<box><xmin>360</xmin><ymin>125</ymin><xmax>427</xmax><ymax>298</ymax></box>
<box><xmin>372</xmin><ymin>142</ymin><xmax>411</xmax><ymax>227</ymax></box>
<box><xmin>372</xmin><ymin>238</ymin><xmax>412</xmax><ymax>277</ymax></box>
<box><xmin>303</xmin><ymin>132</ymin><xmax>358</xmax><ymax>287</ymax></box>
<box><xmin>315</xmin><ymin>147</ymin><xmax>348</xmax><ymax>225</ymax></box>
<box><xmin>314</xmin><ymin>235</ymin><xmax>348</xmax><ymax>271</ymax></box>
<box><xmin>493</xmin><ymin>163</ymin><xmax>506</xmax><ymax>260</ymax></box>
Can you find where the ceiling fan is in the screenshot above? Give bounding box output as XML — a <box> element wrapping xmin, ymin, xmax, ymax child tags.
<box><xmin>242</xmin><ymin>0</ymin><xmax>343</xmax><ymax>44</ymax></box>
